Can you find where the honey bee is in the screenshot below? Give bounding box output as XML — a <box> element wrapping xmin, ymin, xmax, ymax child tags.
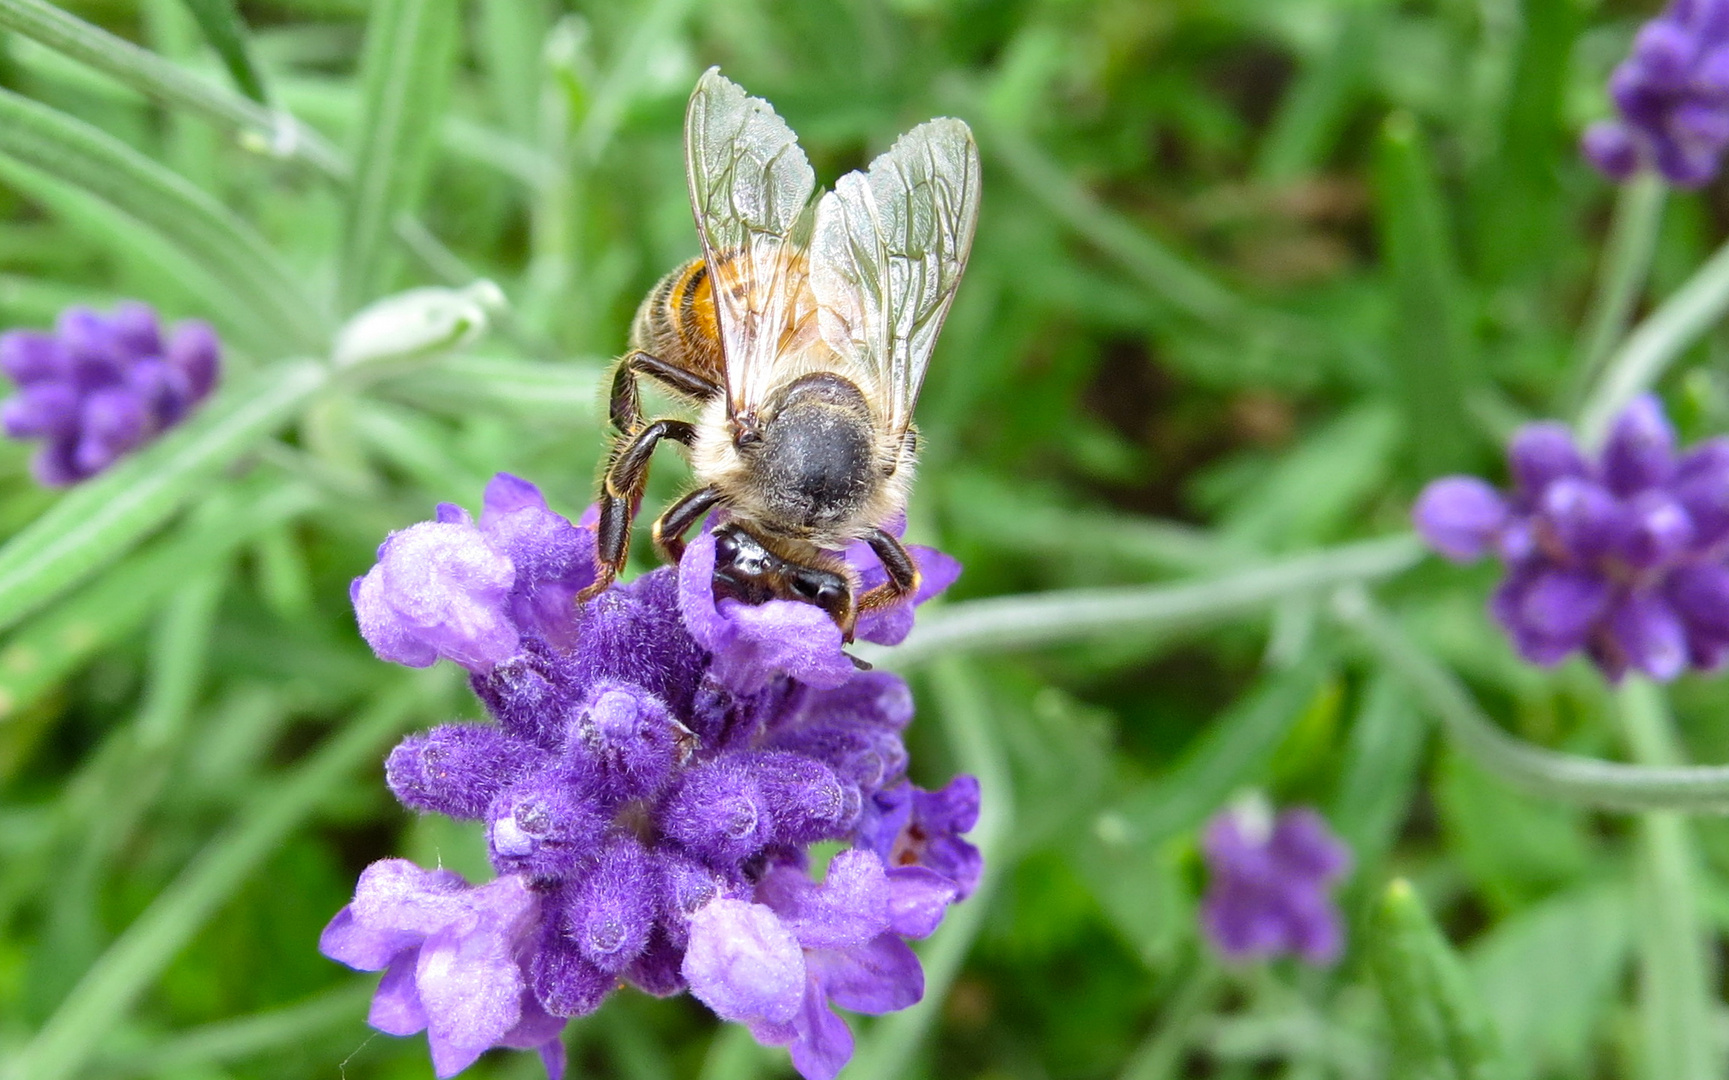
<box><xmin>577</xmin><ymin>68</ymin><xmax>980</xmax><ymax>637</ymax></box>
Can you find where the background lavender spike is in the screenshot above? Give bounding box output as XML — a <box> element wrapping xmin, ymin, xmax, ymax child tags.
<box><xmin>1414</xmin><ymin>395</ymin><xmax>1729</xmax><ymax>682</ymax></box>
<box><xmin>1200</xmin><ymin>803</ymin><xmax>1352</xmax><ymax>966</ymax></box>
<box><xmin>1583</xmin><ymin>0</ymin><xmax>1729</xmax><ymax>186</ymax></box>
<box><xmin>0</xmin><ymin>303</ymin><xmax>221</xmax><ymax>486</ymax></box>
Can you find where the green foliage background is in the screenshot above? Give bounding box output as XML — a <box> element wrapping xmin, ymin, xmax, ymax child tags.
<box><xmin>0</xmin><ymin>0</ymin><xmax>1723</xmax><ymax>1078</ymax></box>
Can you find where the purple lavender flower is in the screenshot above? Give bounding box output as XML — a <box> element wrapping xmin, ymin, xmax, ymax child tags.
<box><xmin>1413</xmin><ymin>395</ymin><xmax>1729</xmax><ymax>681</ymax></box>
<box><xmin>0</xmin><ymin>303</ymin><xmax>220</xmax><ymax>486</ymax></box>
<box><xmin>1200</xmin><ymin>804</ymin><xmax>1351</xmax><ymax>966</ymax></box>
<box><xmin>682</xmin><ymin>849</ymin><xmax>957</xmax><ymax>1080</ymax></box>
<box><xmin>1582</xmin><ymin>0</ymin><xmax>1729</xmax><ymax>186</ymax></box>
<box><xmin>318</xmin><ymin>861</ymin><xmax>566</xmax><ymax>1079</ymax></box>
<box><xmin>332</xmin><ymin>474</ymin><xmax>978</xmax><ymax>1080</ymax></box>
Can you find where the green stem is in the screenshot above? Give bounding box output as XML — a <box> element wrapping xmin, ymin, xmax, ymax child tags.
<box><xmin>844</xmin><ymin>659</ymin><xmax>1015</xmax><ymax>1080</ymax></box>
<box><xmin>860</xmin><ymin>534</ymin><xmax>1423</xmax><ymax>668</ymax></box>
<box><xmin>1577</xmin><ymin>230</ymin><xmax>1729</xmax><ymax>448</ymax></box>
<box><xmin>1335</xmin><ymin>588</ymin><xmax>1729</xmax><ymax>812</ymax></box>
<box><xmin>1618</xmin><ymin>680</ymin><xmax>1723</xmax><ymax>1080</ymax></box>
<box><xmin>2</xmin><ymin>676</ymin><xmax>435</xmax><ymax>1080</ymax></box>
<box><xmin>1566</xmin><ymin>174</ymin><xmax>1667</xmax><ymax>415</ymax></box>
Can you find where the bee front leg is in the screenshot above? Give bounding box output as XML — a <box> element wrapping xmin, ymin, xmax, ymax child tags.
<box><xmin>855</xmin><ymin>527</ymin><xmax>921</xmax><ymax>615</ymax></box>
<box><xmin>577</xmin><ymin>418</ymin><xmax>696</xmax><ymax>602</ymax></box>
<box><xmin>652</xmin><ymin>485</ymin><xmax>724</xmax><ymax>565</ymax></box>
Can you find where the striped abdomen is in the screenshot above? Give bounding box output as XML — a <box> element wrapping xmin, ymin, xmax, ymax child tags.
<box><xmin>629</xmin><ymin>258</ymin><xmax>725</xmax><ymax>397</ymax></box>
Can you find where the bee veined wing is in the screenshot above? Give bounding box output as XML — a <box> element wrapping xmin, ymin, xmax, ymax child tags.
<box><xmin>809</xmin><ymin>116</ymin><xmax>981</xmax><ymax>434</ymax></box>
<box><xmin>684</xmin><ymin>68</ymin><xmax>817</xmax><ymax>417</ymax></box>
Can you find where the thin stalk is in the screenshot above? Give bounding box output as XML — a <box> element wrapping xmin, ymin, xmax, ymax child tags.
<box><xmin>859</xmin><ymin>534</ymin><xmax>1423</xmax><ymax>668</ymax></box>
<box><xmin>3</xmin><ymin>676</ymin><xmax>435</xmax><ymax>1080</ymax></box>
<box><xmin>1335</xmin><ymin>588</ymin><xmax>1729</xmax><ymax>812</ymax></box>
<box><xmin>0</xmin><ymin>0</ymin><xmax>346</xmax><ymax>178</ymax></box>
<box><xmin>1618</xmin><ymin>680</ymin><xmax>1722</xmax><ymax>1080</ymax></box>
<box><xmin>844</xmin><ymin>659</ymin><xmax>1015</xmax><ymax>1080</ymax></box>
<box><xmin>1117</xmin><ymin>958</ymin><xmax>1224</xmax><ymax>1080</ymax></box>
<box><xmin>1577</xmin><ymin>231</ymin><xmax>1729</xmax><ymax>448</ymax></box>
<box><xmin>1566</xmin><ymin>174</ymin><xmax>1667</xmax><ymax>415</ymax></box>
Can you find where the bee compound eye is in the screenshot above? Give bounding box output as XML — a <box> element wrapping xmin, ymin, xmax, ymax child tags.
<box><xmin>714</xmin><ymin>530</ymin><xmax>739</xmax><ymax>561</ymax></box>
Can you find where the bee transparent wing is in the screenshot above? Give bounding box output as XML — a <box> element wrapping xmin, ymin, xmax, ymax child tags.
<box><xmin>809</xmin><ymin>117</ymin><xmax>980</xmax><ymax>434</ymax></box>
<box><xmin>684</xmin><ymin>68</ymin><xmax>817</xmax><ymax>417</ymax></box>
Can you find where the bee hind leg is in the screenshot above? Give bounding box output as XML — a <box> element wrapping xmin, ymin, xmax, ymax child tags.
<box><xmin>855</xmin><ymin>527</ymin><xmax>920</xmax><ymax>616</ymax></box>
<box><xmin>576</xmin><ymin>418</ymin><xmax>696</xmax><ymax>603</ymax></box>
<box><xmin>652</xmin><ymin>485</ymin><xmax>724</xmax><ymax>564</ymax></box>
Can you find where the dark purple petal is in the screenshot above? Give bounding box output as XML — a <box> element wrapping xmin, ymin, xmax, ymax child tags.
<box><xmin>786</xmin><ymin>980</ymin><xmax>857</xmax><ymax>1080</ymax></box>
<box><xmin>108</xmin><ymin>300</ymin><xmax>161</xmax><ymax>357</ymax></box>
<box><xmin>883</xmin><ymin>866</ymin><xmax>958</xmax><ymax>938</ymax></box>
<box><xmin>568</xmin><ymin>683</ymin><xmax>685</xmax><ymax>801</ymax></box>
<box><xmin>1413</xmin><ymin>477</ymin><xmax>1507</xmax><ymax>562</ymax></box>
<box><xmin>1609</xmin><ymin>590</ymin><xmax>1690</xmax><ymax>681</ymax></box>
<box><xmin>319</xmin><ymin>906</ymin><xmax>420</xmax><ymax>971</ymax></box>
<box><xmin>368</xmin><ymin>951</ymin><xmax>430</xmax><ymax>1036</ymax></box>
<box><xmin>1538</xmin><ymin>479</ymin><xmax>1627</xmax><ymax>562</ymax></box>
<box><xmin>1583</xmin><ymin>121</ymin><xmax>1641</xmax><ymax>179</ymax></box>
<box><xmin>561</xmin><ymin>837</ymin><xmax>657</xmax><ymax>973</ymax></box>
<box><xmin>530</xmin><ymin>928</ymin><xmax>612</xmax><ymax>1018</ymax></box>
<box><xmin>660</xmin><ymin>760</ymin><xmax>772</xmax><ymax>866</ymax></box>
<box><xmin>1668</xmin><ymin>562</ymin><xmax>1729</xmax><ymax>637</ymax></box>
<box><xmin>808</xmin><ymin>933</ymin><xmax>924</xmax><ymax>1014</ymax></box>
<box><xmin>2</xmin><ymin>382</ymin><xmax>78</xmax><ymax>438</ymax></box>
<box><xmin>1507</xmin><ymin>422</ymin><xmax>1588</xmax><ymax>499</ymax></box>
<box><xmin>1603</xmin><ymin>395</ymin><xmax>1677</xmax><ymax>494</ymax></box>
<box><xmin>851</xmin><ymin>544</ymin><xmax>963</xmax><ymax>646</ymax></box>
<box><xmin>387</xmin><ymin>724</ymin><xmax>543</xmax><ymax>820</ymax></box>
<box><xmin>0</xmin><ymin>330</ymin><xmax>64</xmax><ymax>384</ymax></box>
<box><xmin>75</xmin><ymin>387</ymin><xmax>148</xmax><ymax>472</ymax></box>
<box><xmin>1619</xmin><ymin>491</ymin><xmax>1696</xmax><ymax>568</ymax></box>
<box><xmin>166</xmin><ymin>320</ymin><xmax>220</xmax><ymax>400</ymax></box>
<box><xmin>486</xmin><ymin>768</ymin><xmax>607</xmax><ymax>880</ymax></box>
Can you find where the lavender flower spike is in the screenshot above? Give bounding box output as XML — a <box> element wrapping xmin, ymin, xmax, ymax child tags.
<box><xmin>1200</xmin><ymin>801</ymin><xmax>1351</xmax><ymax>966</ymax></box>
<box><xmin>1414</xmin><ymin>396</ymin><xmax>1729</xmax><ymax>681</ymax></box>
<box><xmin>1582</xmin><ymin>0</ymin><xmax>1729</xmax><ymax>186</ymax></box>
<box><xmin>1</xmin><ymin>303</ymin><xmax>220</xmax><ymax>485</ymax></box>
<box><xmin>328</xmin><ymin>474</ymin><xmax>977</xmax><ymax>1080</ymax></box>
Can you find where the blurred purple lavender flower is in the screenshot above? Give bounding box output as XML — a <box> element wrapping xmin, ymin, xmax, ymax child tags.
<box><xmin>0</xmin><ymin>303</ymin><xmax>220</xmax><ymax>486</ymax></box>
<box><xmin>329</xmin><ymin>474</ymin><xmax>977</xmax><ymax>1080</ymax></box>
<box><xmin>1413</xmin><ymin>395</ymin><xmax>1729</xmax><ymax>681</ymax></box>
<box><xmin>1582</xmin><ymin>0</ymin><xmax>1729</xmax><ymax>186</ymax></box>
<box><xmin>1200</xmin><ymin>803</ymin><xmax>1351</xmax><ymax>966</ymax></box>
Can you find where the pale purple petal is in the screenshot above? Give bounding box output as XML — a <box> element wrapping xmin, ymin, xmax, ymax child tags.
<box><xmin>368</xmin><ymin>952</ymin><xmax>429</xmax><ymax>1036</ymax></box>
<box><xmin>683</xmin><ymin>899</ymin><xmax>807</xmax><ymax>1026</ymax></box>
<box><xmin>807</xmin><ymin>934</ymin><xmax>924</xmax><ymax>1014</ymax></box>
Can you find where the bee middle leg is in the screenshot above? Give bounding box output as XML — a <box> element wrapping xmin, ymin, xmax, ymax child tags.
<box><xmin>578</xmin><ymin>418</ymin><xmax>697</xmax><ymax>602</ymax></box>
<box><xmin>856</xmin><ymin>527</ymin><xmax>921</xmax><ymax>615</ymax></box>
<box><xmin>610</xmin><ymin>351</ymin><xmax>721</xmax><ymax>433</ymax></box>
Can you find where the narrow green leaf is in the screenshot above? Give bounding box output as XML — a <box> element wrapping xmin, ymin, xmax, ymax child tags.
<box><xmin>1565</xmin><ymin>172</ymin><xmax>1666</xmax><ymax>415</ymax></box>
<box><xmin>0</xmin><ymin>483</ymin><xmax>311</xmax><ymax>739</ymax></box>
<box><xmin>1</xmin><ymin>676</ymin><xmax>436</xmax><ymax>1080</ymax></box>
<box><xmin>1375</xmin><ymin>111</ymin><xmax>1476</xmax><ymax>476</ymax></box>
<box><xmin>340</xmin><ymin>0</ymin><xmax>460</xmax><ymax>311</ymax></box>
<box><xmin>0</xmin><ymin>360</ymin><xmax>329</xmax><ymax>634</ymax></box>
<box><xmin>1371</xmin><ymin>878</ymin><xmax>1505</xmax><ymax>1080</ymax></box>
<box><xmin>0</xmin><ymin>88</ymin><xmax>327</xmax><ymax>350</ymax></box>
<box><xmin>1255</xmin><ymin>7</ymin><xmax>1369</xmax><ymax>182</ymax></box>
<box><xmin>860</xmin><ymin>534</ymin><xmax>1423</xmax><ymax>667</ymax></box>
<box><xmin>177</xmin><ymin>0</ymin><xmax>267</xmax><ymax>102</ymax></box>
<box><xmin>1332</xmin><ymin>672</ymin><xmax>1430</xmax><ymax>865</ymax></box>
<box><xmin>102</xmin><ymin>984</ymin><xmax>373</xmax><ymax>1076</ymax></box>
<box><xmin>1578</xmin><ymin>233</ymin><xmax>1729</xmax><ymax>447</ymax></box>
<box><xmin>0</xmin><ymin>0</ymin><xmax>345</xmax><ymax>176</ymax></box>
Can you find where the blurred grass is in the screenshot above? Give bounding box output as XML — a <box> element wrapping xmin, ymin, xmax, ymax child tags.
<box><xmin>0</xmin><ymin>1</ymin><xmax>1725</xmax><ymax>1079</ymax></box>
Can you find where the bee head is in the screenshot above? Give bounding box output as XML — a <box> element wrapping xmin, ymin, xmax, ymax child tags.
<box><xmin>737</xmin><ymin>373</ymin><xmax>877</xmax><ymax>534</ymax></box>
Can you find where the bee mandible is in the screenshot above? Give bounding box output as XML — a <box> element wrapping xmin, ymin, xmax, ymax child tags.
<box><xmin>577</xmin><ymin>68</ymin><xmax>980</xmax><ymax>639</ymax></box>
